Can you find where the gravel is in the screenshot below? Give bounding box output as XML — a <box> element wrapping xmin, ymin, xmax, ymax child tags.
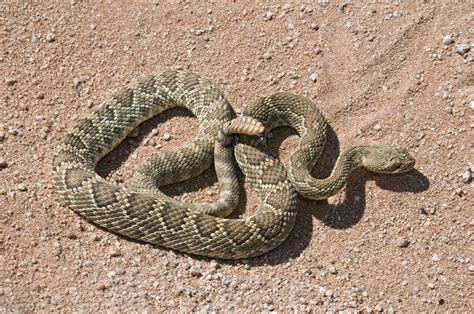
<box><xmin>163</xmin><ymin>133</ymin><xmax>171</xmax><ymax>141</ymax></box>
<box><xmin>128</xmin><ymin>128</ymin><xmax>139</xmax><ymax>138</ymax></box>
<box><xmin>262</xmin><ymin>52</ymin><xmax>273</xmax><ymax>60</ymax></box>
<box><xmin>420</xmin><ymin>207</ymin><xmax>429</xmax><ymax>215</ymax></box>
<box><xmin>97</xmin><ymin>103</ymin><xmax>107</xmax><ymax>110</ymax></box>
<box><xmin>2</xmin><ymin>2</ymin><xmax>472</xmax><ymax>312</ymax></box>
<box><xmin>5</xmin><ymin>77</ymin><xmax>17</xmax><ymax>85</ymax></box>
<box><xmin>442</xmin><ymin>34</ymin><xmax>454</xmax><ymax>45</ymax></box>
<box><xmin>189</xmin><ymin>266</ymin><xmax>202</xmax><ymax>277</ymax></box>
<box><xmin>35</xmin><ymin>115</ymin><xmax>45</xmax><ymax>122</ymax></box>
<box><xmin>309</xmin><ymin>72</ymin><xmax>318</xmax><ymax>82</ymax></box>
<box><xmin>46</xmin><ymin>32</ymin><xmax>56</xmax><ymax>42</ymax></box>
<box><xmin>0</xmin><ymin>158</ymin><xmax>7</xmax><ymax>169</ymax></box>
<box><xmin>373</xmin><ymin>123</ymin><xmax>382</xmax><ymax>131</ymax></box>
<box><xmin>396</xmin><ymin>237</ymin><xmax>410</xmax><ymax>248</ymax></box>
<box><xmin>288</xmin><ymin>71</ymin><xmax>298</xmax><ymax>79</ymax></box>
<box><xmin>461</xmin><ymin>170</ymin><xmax>472</xmax><ymax>183</ymax></box>
<box><xmin>456</xmin><ymin>42</ymin><xmax>470</xmax><ymax>55</ymax></box>
<box><xmin>468</xmin><ymin>100</ymin><xmax>474</xmax><ymax>111</ymax></box>
<box><xmin>328</xmin><ymin>266</ymin><xmax>338</xmax><ymax>274</ymax></box>
<box><xmin>264</xmin><ymin>11</ymin><xmax>275</xmax><ymax>21</ymax></box>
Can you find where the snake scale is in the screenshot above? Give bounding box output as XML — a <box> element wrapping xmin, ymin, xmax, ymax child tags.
<box><xmin>52</xmin><ymin>70</ymin><xmax>415</xmax><ymax>259</ymax></box>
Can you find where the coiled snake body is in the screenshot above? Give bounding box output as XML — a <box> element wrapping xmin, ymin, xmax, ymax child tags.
<box><xmin>52</xmin><ymin>71</ymin><xmax>415</xmax><ymax>259</ymax></box>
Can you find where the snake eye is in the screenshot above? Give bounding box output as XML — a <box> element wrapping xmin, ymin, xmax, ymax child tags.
<box><xmin>392</xmin><ymin>161</ymin><xmax>401</xmax><ymax>169</ymax></box>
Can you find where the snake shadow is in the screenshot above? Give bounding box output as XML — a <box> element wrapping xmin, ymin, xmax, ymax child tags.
<box><xmin>94</xmin><ymin>108</ymin><xmax>429</xmax><ymax>267</ymax></box>
<box><xmin>234</xmin><ymin>124</ymin><xmax>430</xmax><ymax>267</ymax></box>
<box><xmin>96</xmin><ymin>107</ymin><xmax>197</xmax><ymax>178</ymax></box>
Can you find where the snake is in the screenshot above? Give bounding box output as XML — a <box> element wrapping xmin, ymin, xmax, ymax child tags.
<box><xmin>52</xmin><ymin>70</ymin><xmax>415</xmax><ymax>259</ymax></box>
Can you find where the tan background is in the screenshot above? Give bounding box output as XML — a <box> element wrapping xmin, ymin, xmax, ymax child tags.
<box><xmin>1</xmin><ymin>1</ymin><xmax>473</xmax><ymax>312</ymax></box>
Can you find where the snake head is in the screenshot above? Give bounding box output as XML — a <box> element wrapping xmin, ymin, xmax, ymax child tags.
<box><xmin>361</xmin><ymin>144</ymin><xmax>415</xmax><ymax>174</ymax></box>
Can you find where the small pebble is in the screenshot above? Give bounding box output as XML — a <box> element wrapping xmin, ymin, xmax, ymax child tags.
<box><xmin>310</xmin><ymin>23</ymin><xmax>319</xmax><ymax>31</ymax></box>
<box><xmin>432</xmin><ymin>254</ymin><xmax>440</xmax><ymax>262</ymax></box>
<box><xmin>393</xmin><ymin>11</ymin><xmax>404</xmax><ymax>17</ymax></box>
<box><xmin>427</xmin><ymin>282</ymin><xmax>435</xmax><ymax>290</ymax></box>
<box><xmin>456</xmin><ymin>42</ymin><xmax>470</xmax><ymax>55</ymax></box>
<box><xmin>0</xmin><ymin>158</ymin><xmax>7</xmax><ymax>169</ymax></box>
<box><xmin>461</xmin><ymin>170</ymin><xmax>472</xmax><ymax>183</ymax></box>
<box><xmin>5</xmin><ymin>77</ymin><xmax>17</xmax><ymax>86</ymax></box>
<box><xmin>189</xmin><ymin>266</ymin><xmax>202</xmax><ymax>277</ymax></box>
<box><xmin>262</xmin><ymin>52</ymin><xmax>273</xmax><ymax>60</ymax></box>
<box><xmin>468</xmin><ymin>264</ymin><xmax>474</xmax><ymax>272</ymax></box>
<box><xmin>209</xmin><ymin>261</ymin><xmax>221</xmax><ymax>270</ymax></box>
<box><xmin>309</xmin><ymin>72</ymin><xmax>318</xmax><ymax>82</ymax></box>
<box><xmin>412</xmin><ymin>285</ymin><xmax>421</xmax><ymax>294</ymax></box>
<box><xmin>109</xmin><ymin>249</ymin><xmax>123</xmax><ymax>257</ymax></box>
<box><xmin>35</xmin><ymin>115</ymin><xmax>45</xmax><ymax>122</ymax></box>
<box><xmin>163</xmin><ymin>133</ymin><xmax>171</xmax><ymax>141</ymax></box>
<box><xmin>396</xmin><ymin>237</ymin><xmax>410</xmax><ymax>248</ymax></box>
<box><xmin>73</xmin><ymin>77</ymin><xmax>81</xmax><ymax>88</ymax></box>
<box><xmin>328</xmin><ymin>266</ymin><xmax>338</xmax><ymax>274</ymax></box>
<box><xmin>128</xmin><ymin>128</ymin><xmax>139</xmax><ymax>138</ymax></box>
<box><xmin>46</xmin><ymin>32</ymin><xmax>56</xmax><ymax>42</ymax></box>
<box><xmin>8</xmin><ymin>128</ymin><xmax>18</xmax><ymax>136</ymax></box>
<box><xmin>97</xmin><ymin>103</ymin><xmax>108</xmax><ymax>110</ymax></box>
<box><xmin>420</xmin><ymin>207</ymin><xmax>428</xmax><ymax>215</ymax></box>
<box><xmin>264</xmin><ymin>11</ymin><xmax>275</xmax><ymax>21</ymax></box>
<box><xmin>468</xmin><ymin>100</ymin><xmax>474</xmax><ymax>111</ymax></box>
<box><xmin>288</xmin><ymin>71</ymin><xmax>298</xmax><ymax>79</ymax></box>
<box><xmin>373</xmin><ymin>123</ymin><xmax>382</xmax><ymax>131</ymax></box>
<box><xmin>442</xmin><ymin>34</ymin><xmax>454</xmax><ymax>45</ymax></box>
<box><xmin>17</xmin><ymin>184</ymin><xmax>27</xmax><ymax>191</ymax></box>
<box><xmin>325</xmin><ymin>289</ymin><xmax>334</xmax><ymax>298</ymax></box>
<box><xmin>49</xmin><ymin>294</ymin><xmax>60</xmax><ymax>305</ymax></box>
<box><xmin>282</xmin><ymin>3</ymin><xmax>292</xmax><ymax>12</ymax></box>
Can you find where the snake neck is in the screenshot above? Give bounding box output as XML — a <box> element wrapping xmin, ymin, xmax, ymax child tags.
<box><xmin>288</xmin><ymin>146</ymin><xmax>366</xmax><ymax>200</ymax></box>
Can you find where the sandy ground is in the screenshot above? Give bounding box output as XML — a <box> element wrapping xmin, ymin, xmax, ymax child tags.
<box><xmin>1</xmin><ymin>1</ymin><xmax>473</xmax><ymax>312</ymax></box>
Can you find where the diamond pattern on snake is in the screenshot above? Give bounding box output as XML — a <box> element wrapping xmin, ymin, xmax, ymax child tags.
<box><xmin>52</xmin><ymin>70</ymin><xmax>415</xmax><ymax>259</ymax></box>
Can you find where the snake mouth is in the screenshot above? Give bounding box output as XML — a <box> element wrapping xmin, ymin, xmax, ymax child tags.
<box><xmin>406</xmin><ymin>158</ymin><xmax>416</xmax><ymax>171</ymax></box>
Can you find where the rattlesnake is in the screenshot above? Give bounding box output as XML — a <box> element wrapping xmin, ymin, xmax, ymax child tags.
<box><xmin>52</xmin><ymin>70</ymin><xmax>415</xmax><ymax>259</ymax></box>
